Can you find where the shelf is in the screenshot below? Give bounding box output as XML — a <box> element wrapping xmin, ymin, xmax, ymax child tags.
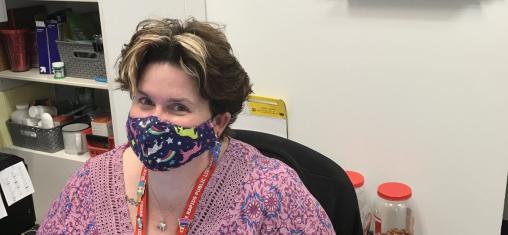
<box><xmin>29</xmin><ymin>0</ymin><xmax>99</xmax><ymax>2</ymax></box>
<box><xmin>0</xmin><ymin>69</ymin><xmax>108</xmax><ymax>90</ymax></box>
<box><xmin>2</xmin><ymin>145</ymin><xmax>90</xmax><ymax>163</ymax></box>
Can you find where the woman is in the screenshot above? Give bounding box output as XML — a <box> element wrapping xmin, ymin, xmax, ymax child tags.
<box><xmin>37</xmin><ymin>18</ymin><xmax>335</xmax><ymax>234</ymax></box>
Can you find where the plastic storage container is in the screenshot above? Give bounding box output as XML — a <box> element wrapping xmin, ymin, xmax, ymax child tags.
<box><xmin>0</xmin><ymin>29</ymin><xmax>30</xmax><ymax>72</ymax></box>
<box><xmin>56</xmin><ymin>40</ymin><xmax>106</xmax><ymax>79</ymax></box>
<box><xmin>6</xmin><ymin>120</ymin><xmax>64</xmax><ymax>153</ymax></box>
<box><xmin>374</xmin><ymin>182</ymin><xmax>414</xmax><ymax>235</ymax></box>
<box><xmin>10</xmin><ymin>103</ymin><xmax>30</xmax><ymax>125</ymax></box>
<box><xmin>346</xmin><ymin>171</ymin><xmax>372</xmax><ymax>235</ymax></box>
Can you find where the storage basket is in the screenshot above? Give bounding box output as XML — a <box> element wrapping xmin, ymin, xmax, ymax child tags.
<box><xmin>6</xmin><ymin>120</ymin><xmax>64</xmax><ymax>153</ymax></box>
<box><xmin>56</xmin><ymin>40</ymin><xmax>106</xmax><ymax>79</ymax></box>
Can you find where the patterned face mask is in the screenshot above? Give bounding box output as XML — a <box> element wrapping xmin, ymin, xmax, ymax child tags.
<box><xmin>126</xmin><ymin>116</ymin><xmax>218</xmax><ymax>171</ymax></box>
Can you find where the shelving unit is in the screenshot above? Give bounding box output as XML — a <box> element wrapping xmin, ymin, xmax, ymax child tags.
<box><xmin>0</xmin><ymin>68</ymin><xmax>108</xmax><ymax>90</ymax></box>
<box><xmin>0</xmin><ymin>0</ymin><xmax>203</xmax><ymax>223</ymax></box>
<box><xmin>31</xmin><ymin>0</ymin><xmax>98</xmax><ymax>2</ymax></box>
<box><xmin>0</xmin><ymin>0</ymin><xmax>108</xmax><ymax>223</ymax></box>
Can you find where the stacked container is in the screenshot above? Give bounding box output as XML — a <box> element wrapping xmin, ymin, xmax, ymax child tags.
<box><xmin>0</xmin><ymin>29</ymin><xmax>30</xmax><ymax>72</ymax></box>
<box><xmin>374</xmin><ymin>182</ymin><xmax>414</xmax><ymax>235</ymax></box>
<box><xmin>346</xmin><ymin>171</ymin><xmax>372</xmax><ymax>235</ymax></box>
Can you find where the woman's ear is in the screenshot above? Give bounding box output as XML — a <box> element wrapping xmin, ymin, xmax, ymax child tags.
<box><xmin>212</xmin><ymin>112</ymin><xmax>232</xmax><ymax>137</ymax></box>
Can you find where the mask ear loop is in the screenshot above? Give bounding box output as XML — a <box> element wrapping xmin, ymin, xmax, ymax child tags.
<box><xmin>210</xmin><ymin>131</ymin><xmax>221</xmax><ymax>163</ymax></box>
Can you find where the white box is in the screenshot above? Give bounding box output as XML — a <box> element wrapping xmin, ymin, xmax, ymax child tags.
<box><xmin>91</xmin><ymin>117</ymin><xmax>113</xmax><ymax>137</ymax></box>
<box><xmin>0</xmin><ymin>0</ymin><xmax>7</xmax><ymax>23</ymax></box>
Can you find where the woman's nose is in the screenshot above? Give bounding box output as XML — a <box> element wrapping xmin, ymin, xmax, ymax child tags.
<box><xmin>150</xmin><ymin>106</ymin><xmax>165</xmax><ymax>119</ymax></box>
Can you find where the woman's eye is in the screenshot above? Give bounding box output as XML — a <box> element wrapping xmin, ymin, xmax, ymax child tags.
<box><xmin>168</xmin><ymin>104</ymin><xmax>189</xmax><ymax>113</ymax></box>
<box><xmin>138</xmin><ymin>97</ymin><xmax>154</xmax><ymax>106</ymax></box>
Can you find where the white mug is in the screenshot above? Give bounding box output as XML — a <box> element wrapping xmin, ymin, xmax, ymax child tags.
<box><xmin>62</xmin><ymin>123</ymin><xmax>89</xmax><ymax>154</ymax></box>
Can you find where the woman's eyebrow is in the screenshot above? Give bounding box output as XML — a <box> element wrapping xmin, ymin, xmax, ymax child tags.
<box><xmin>165</xmin><ymin>98</ymin><xmax>193</xmax><ymax>104</ymax></box>
<box><xmin>137</xmin><ymin>90</ymin><xmax>149</xmax><ymax>97</ymax></box>
<box><xmin>137</xmin><ymin>89</ymin><xmax>193</xmax><ymax>104</ymax></box>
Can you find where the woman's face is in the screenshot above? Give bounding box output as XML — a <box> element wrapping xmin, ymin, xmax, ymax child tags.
<box><xmin>129</xmin><ymin>63</ymin><xmax>212</xmax><ymax>127</ymax></box>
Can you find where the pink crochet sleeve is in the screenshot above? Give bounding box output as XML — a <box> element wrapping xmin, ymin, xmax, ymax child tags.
<box><xmin>37</xmin><ymin>161</ymin><xmax>98</xmax><ymax>235</ymax></box>
<box><xmin>219</xmin><ymin>153</ymin><xmax>335</xmax><ymax>234</ymax></box>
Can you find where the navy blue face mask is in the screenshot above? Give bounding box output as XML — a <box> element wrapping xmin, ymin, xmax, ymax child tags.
<box><xmin>126</xmin><ymin>116</ymin><xmax>220</xmax><ymax>171</ymax></box>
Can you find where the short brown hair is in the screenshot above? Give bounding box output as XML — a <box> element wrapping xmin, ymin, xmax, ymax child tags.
<box><xmin>116</xmin><ymin>18</ymin><xmax>252</xmax><ymax>137</ymax></box>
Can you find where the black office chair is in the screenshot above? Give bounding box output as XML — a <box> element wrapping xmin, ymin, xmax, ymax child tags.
<box><xmin>231</xmin><ymin>129</ymin><xmax>363</xmax><ymax>235</ymax></box>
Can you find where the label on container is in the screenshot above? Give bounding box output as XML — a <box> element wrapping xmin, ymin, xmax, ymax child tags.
<box><xmin>52</xmin><ymin>65</ymin><xmax>65</xmax><ymax>79</ymax></box>
<box><xmin>20</xmin><ymin>130</ymin><xmax>36</xmax><ymax>138</ymax></box>
<box><xmin>363</xmin><ymin>213</ymin><xmax>372</xmax><ymax>235</ymax></box>
<box><xmin>374</xmin><ymin>215</ymin><xmax>381</xmax><ymax>235</ymax></box>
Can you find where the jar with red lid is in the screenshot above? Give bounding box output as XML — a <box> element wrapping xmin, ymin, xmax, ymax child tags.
<box><xmin>374</xmin><ymin>182</ymin><xmax>414</xmax><ymax>235</ymax></box>
<box><xmin>346</xmin><ymin>170</ymin><xmax>372</xmax><ymax>235</ymax></box>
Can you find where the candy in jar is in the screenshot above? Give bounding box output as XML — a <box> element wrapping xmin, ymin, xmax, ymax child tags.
<box><xmin>374</xmin><ymin>182</ymin><xmax>414</xmax><ymax>235</ymax></box>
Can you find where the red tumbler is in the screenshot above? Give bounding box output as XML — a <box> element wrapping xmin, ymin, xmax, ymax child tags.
<box><xmin>0</xmin><ymin>29</ymin><xmax>30</xmax><ymax>72</ymax></box>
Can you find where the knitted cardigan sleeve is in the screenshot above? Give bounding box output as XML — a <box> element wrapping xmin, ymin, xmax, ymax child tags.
<box><xmin>37</xmin><ymin>160</ymin><xmax>98</xmax><ymax>235</ymax></box>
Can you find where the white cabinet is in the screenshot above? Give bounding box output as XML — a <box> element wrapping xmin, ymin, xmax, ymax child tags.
<box><xmin>0</xmin><ymin>0</ymin><xmax>205</xmax><ymax>222</ymax></box>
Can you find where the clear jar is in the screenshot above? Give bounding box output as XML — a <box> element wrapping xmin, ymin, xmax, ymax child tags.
<box><xmin>374</xmin><ymin>182</ymin><xmax>414</xmax><ymax>235</ymax></box>
<box><xmin>346</xmin><ymin>171</ymin><xmax>372</xmax><ymax>235</ymax></box>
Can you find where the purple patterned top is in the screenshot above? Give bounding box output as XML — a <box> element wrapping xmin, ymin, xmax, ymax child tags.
<box><xmin>37</xmin><ymin>139</ymin><xmax>335</xmax><ymax>234</ymax></box>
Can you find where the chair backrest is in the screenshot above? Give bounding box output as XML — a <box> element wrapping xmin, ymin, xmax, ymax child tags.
<box><xmin>231</xmin><ymin>129</ymin><xmax>363</xmax><ymax>235</ymax></box>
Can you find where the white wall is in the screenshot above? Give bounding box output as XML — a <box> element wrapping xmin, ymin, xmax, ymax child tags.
<box><xmin>206</xmin><ymin>0</ymin><xmax>508</xmax><ymax>234</ymax></box>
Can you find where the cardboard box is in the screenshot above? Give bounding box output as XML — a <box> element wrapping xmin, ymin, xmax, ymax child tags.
<box><xmin>35</xmin><ymin>20</ymin><xmax>60</xmax><ymax>74</ymax></box>
<box><xmin>91</xmin><ymin>115</ymin><xmax>113</xmax><ymax>137</ymax></box>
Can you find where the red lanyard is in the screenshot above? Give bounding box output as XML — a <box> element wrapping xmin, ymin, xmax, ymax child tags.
<box><xmin>134</xmin><ymin>167</ymin><xmax>148</xmax><ymax>235</ymax></box>
<box><xmin>134</xmin><ymin>157</ymin><xmax>216</xmax><ymax>235</ymax></box>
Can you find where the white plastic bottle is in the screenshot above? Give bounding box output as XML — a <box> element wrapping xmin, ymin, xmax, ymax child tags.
<box><xmin>28</xmin><ymin>105</ymin><xmax>57</xmax><ymax>119</ymax></box>
<box><xmin>10</xmin><ymin>103</ymin><xmax>30</xmax><ymax>125</ymax></box>
<box><xmin>40</xmin><ymin>113</ymin><xmax>55</xmax><ymax>129</ymax></box>
<box><xmin>346</xmin><ymin>170</ymin><xmax>372</xmax><ymax>235</ymax></box>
